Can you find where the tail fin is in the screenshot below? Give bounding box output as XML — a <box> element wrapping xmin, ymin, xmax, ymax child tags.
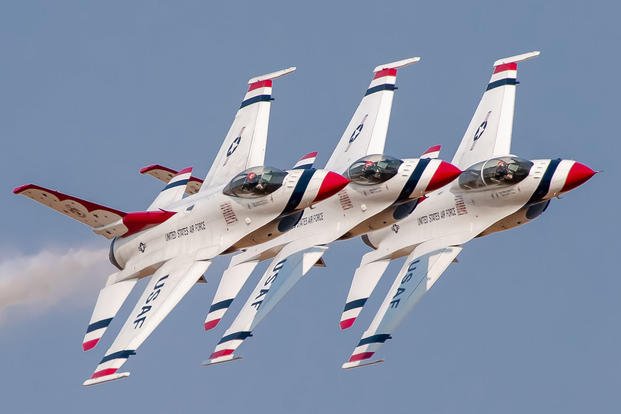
<box><xmin>201</xmin><ymin>67</ymin><xmax>296</xmax><ymax>191</ymax></box>
<box><xmin>140</xmin><ymin>164</ymin><xmax>203</xmax><ymax>195</ymax></box>
<box><xmin>83</xmin><ymin>276</ymin><xmax>138</xmax><ymax>351</ymax></box>
<box><xmin>14</xmin><ymin>184</ymin><xmax>176</xmax><ymax>239</ymax></box>
<box><xmin>324</xmin><ymin>57</ymin><xmax>420</xmax><ymax>174</ymax></box>
<box><xmin>292</xmin><ymin>152</ymin><xmax>318</xmax><ymax>170</ymax></box>
<box><xmin>451</xmin><ymin>51</ymin><xmax>540</xmax><ymax>170</ymax></box>
<box><xmin>147</xmin><ymin>167</ymin><xmax>192</xmax><ymax>211</ymax></box>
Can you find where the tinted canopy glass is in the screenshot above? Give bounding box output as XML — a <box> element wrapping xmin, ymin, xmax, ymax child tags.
<box><xmin>223</xmin><ymin>166</ymin><xmax>288</xmax><ymax>198</ymax></box>
<box><xmin>346</xmin><ymin>154</ymin><xmax>403</xmax><ymax>185</ymax></box>
<box><xmin>458</xmin><ymin>156</ymin><xmax>533</xmax><ymax>190</ymax></box>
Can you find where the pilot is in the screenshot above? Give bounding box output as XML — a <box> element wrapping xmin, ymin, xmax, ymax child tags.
<box><xmin>243</xmin><ymin>171</ymin><xmax>259</xmax><ymax>192</ymax></box>
<box><xmin>362</xmin><ymin>160</ymin><xmax>380</xmax><ymax>180</ymax></box>
<box><xmin>495</xmin><ymin>160</ymin><xmax>513</xmax><ymax>181</ymax></box>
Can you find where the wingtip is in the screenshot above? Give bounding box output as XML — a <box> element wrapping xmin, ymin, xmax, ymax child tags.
<box><xmin>13</xmin><ymin>184</ymin><xmax>32</xmax><ymax>194</ymax></box>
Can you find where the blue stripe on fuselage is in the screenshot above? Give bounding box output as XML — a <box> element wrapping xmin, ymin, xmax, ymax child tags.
<box><xmin>396</xmin><ymin>158</ymin><xmax>430</xmax><ymax>202</ymax></box>
<box><xmin>280</xmin><ymin>168</ymin><xmax>316</xmax><ymax>215</ymax></box>
<box><xmin>527</xmin><ymin>158</ymin><xmax>561</xmax><ymax>205</ymax></box>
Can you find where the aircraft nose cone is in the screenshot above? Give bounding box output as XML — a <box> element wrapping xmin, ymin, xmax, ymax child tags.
<box><xmin>426</xmin><ymin>161</ymin><xmax>462</xmax><ymax>192</ymax></box>
<box><xmin>561</xmin><ymin>161</ymin><xmax>596</xmax><ymax>193</ymax></box>
<box><xmin>313</xmin><ymin>171</ymin><xmax>350</xmax><ymax>203</ymax></box>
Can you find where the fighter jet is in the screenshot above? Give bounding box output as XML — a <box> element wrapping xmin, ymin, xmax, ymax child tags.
<box><xmin>200</xmin><ymin>58</ymin><xmax>463</xmax><ymax>365</ymax></box>
<box><xmin>13</xmin><ymin>67</ymin><xmax>350</xmax><ymax>385</ymax></box>
<box><xmin>338</xmin><ymin>51</ymin><xmax>597</xmax><ymax>368</ymax></box>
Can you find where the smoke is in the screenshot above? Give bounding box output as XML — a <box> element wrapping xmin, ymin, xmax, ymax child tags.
<box><xmin>0</xmin><ymin>246</ymin><xmax>112</xmax><ymax>323</ymax></box>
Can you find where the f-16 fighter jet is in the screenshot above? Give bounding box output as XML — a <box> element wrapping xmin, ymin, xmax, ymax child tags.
<box><xmin>201</xmin><ymin>58</ymin><xmax>462</xmax><ymax>365</ymax></box>
<box><xmin>339</xmin><ymin>51</ymin><xmax>597</xmax><ymax>368</ymax></box>
<box><xmin>13</xmin><ymin>67</ymin><xmax>350</xmax><ymax>385</ymax></box>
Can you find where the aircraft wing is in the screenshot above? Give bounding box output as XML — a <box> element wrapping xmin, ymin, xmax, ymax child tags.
<box><xmin>324</xmin><ymin>57</ymin><xmax>420</xmax><ymax>175</ymax></box>
<box><xmin>342</xmin><ymin>244</ymin><xmax>462</xmax><ymax>368</ymax></box>
<box><xmin>83</xmin><ymin>257</ymin><xmax>211</xmax><ymax>385</ymax></box>
<box><xmin>201</xmin><ymin>67</ymin><xmax>296</xmax><ymax>191</ymax></box>
<box><xmin>204</xmin><ymin>243</ymin><xmax>327</xmax><ymax>365</ymax></box>
<box><xmin>451</xmin><ymin>51</ymin><xmax>539</xmax><ymax>170</ymax></box>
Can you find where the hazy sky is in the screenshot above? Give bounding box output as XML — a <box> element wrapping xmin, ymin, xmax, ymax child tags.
<box><xmin>1</xmin><ymin>1</ymin><xmax>618</xmax><ymax>413</ymax></box>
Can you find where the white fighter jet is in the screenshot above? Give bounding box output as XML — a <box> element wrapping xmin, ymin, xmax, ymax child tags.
<box><xmin>13</xmin><ymin>67</ymin><xmax>350</xmax><ymax>385</ymax></box>
<box><xmin>338</xmin><ymin>51</ymin><xmax>598</xmax><ymax>368</ymax></box>
<box><xmin>200</xmin><ymin>58</ymin><xmax>463</xmax><ymax>366</ymax></box>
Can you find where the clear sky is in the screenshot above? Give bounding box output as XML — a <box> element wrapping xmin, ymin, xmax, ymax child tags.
<box><xmin>1</xmin><ymin>1</ymin><xmax>618</xmax><ymax>412</ymax></box>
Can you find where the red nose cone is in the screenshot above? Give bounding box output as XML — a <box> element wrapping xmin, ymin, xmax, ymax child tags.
<box><xmin>426</xmin><ymin>161</ymin><xmax>462</xmax><ymax>192</ymax></box>
<box><xmin>561</xmin><ymin>162</ymin><xmax>596</xmax><ymax>193</ymax></box>
<box><xmin>314</xmin><ymin>172</ymin><xmax>350</xmax><ymax>203</ymax></box>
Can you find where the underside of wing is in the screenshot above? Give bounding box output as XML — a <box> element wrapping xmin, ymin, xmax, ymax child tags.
<box><xmin>451</xmin><ymin>51</ymin><xmax>540</xmax><ymax>170</ymax></box>
<box><xmin>83</xmin><ymin>257</ymin><xmax>211</xmax><ymax>385</ymax></box>
<box><xmin>342</xmin><ymin>246</ymin><xmax>462</xmax><ymax>368</ymax></box>
<box><xmin>204</xmin><ymin>244</ymin><xmax>327</xmax><ymax>365</ymax></box>
<box><xmin>201</xmin><ymin>67</ymin><xmax>296</xmax><ymax>190</ymax></box>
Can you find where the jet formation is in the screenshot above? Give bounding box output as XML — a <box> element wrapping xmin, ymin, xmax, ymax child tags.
<box><xmin>13</xmin><ymin>51</ymin><xmax>596</xmax><ymax>385</ymax></box>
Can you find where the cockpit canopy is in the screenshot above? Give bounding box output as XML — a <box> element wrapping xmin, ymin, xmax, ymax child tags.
<box><xmin>458</xmin><ymin>156</ymin><xmax>533</xmax><ymax>190</ymax></box>
<box><xmin>346</xmin><ymin>154</ymin><xmax>403</xmax><ymax>186</ymax></box>
<box><xmin>223</xmin><ymin>166</ymin><xmax>288</xmax><ymax>198</ymax></box>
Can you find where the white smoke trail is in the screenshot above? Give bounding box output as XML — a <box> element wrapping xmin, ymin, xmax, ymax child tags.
<box><xmin>0</xmin><ymin>246</ymin><xmax>112</xmax><ymax>323</ymax></box>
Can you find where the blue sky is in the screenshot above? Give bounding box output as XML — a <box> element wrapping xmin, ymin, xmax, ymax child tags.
<box><xmin>1</xmin><ymin>1</ymin><xmax>619</xmax><ymax>412</ymax></box>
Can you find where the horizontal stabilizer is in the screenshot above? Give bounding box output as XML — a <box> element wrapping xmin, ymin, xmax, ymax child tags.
<box><xmin>82</xmin><ymin>371</ymin><xmax>130</xmax><ymax>386</ymax></box>
<box><xmin>83</xmin><ymin>277</ymin><xmax>138</xmax><ymax>351</ymax></box>
<box><xmin>292</xmin><ymin>152</ymin><xmax>318</xmax><ymax>170</ymax></box>
<box><xmin>140</xmin><ymin>164</ymin><xmax>203</xmax><ymax>195</ymax></box>
<box><xmin>204</xmin><ymin>260</ymin><xmax>259</xmax><ymax>330</ymax></box>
